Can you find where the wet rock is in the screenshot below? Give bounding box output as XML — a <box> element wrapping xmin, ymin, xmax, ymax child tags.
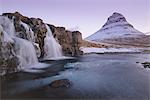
<box><xmin>0</xmin><ymin>30</ymin><xmax>19</xmax><ymax>75</ymax></box>
<box><xmin>49</xmin><ymin>79</ymin><xmax>72</xmax><ymax>88</ymax></box>
<box><xmin>29</xmin><ymin>18</ymin><xmax>47</xmax><ymax>57</ymax></box>
<box><xmin>141</xmin><ymin>62</ymin><xmax>150</xmax><ymax>68</ymax></box>
<box><xmin>2</xmin><ymin>12</ymin><xmax>31</xmax><ymax>24</ymax></box>
<box><xmin>3</xmin><ymin>12</ymin><xmax>83</xmax><ymax>57</ymax></box>
<box><xmin>2</xmin><ymin>12</ymin><xmax>47</xmax><ymax>57</ymax></box>
<box><xmin>1</xmin><ymin>12</ymin><xmax>84</xmax><ymax>75</ymax></box>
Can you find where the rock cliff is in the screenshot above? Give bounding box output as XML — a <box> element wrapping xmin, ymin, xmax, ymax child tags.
<box><xmin>2</xmin><ymin>12</ymin><xmax>83</xmax><ymax>57</ymax></box>
<box><xmin>49</xmin><ymin>24</ymin><xmax>83</xmax><ymax>56</ymax></box>
<box><xmin>0</xmin><ymin>12</ymin><xmax>83</xmax><ymax>75</ymax></box>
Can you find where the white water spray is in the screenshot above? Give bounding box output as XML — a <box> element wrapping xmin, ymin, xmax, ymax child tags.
<box><xmin>20</xmin><ymin>21</ymin><xmax>35</xmax><ymax>42</ymax></box>
<box><xmin>14</xmin><ymin>38</ymin><xmax>38</xmax><ymax>69</ymax></box>
<box><xmin>44</xmin><ymin>24</ymin><xmax>63</xmax><ymax>58</ymax></box>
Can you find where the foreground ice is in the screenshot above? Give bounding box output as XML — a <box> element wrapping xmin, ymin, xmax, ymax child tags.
<box><xmin>21</xmin><ymin>63</ymin><xmax>50</xmax><ymax>73</ymax></box>
<box><xmin>80</xmin><ymin>47</ymin><xmax>140</xmax><ymax>54</ymax></box>
<box><xmin>57</xmin><ymin>56</ymin><xmax>150</xmax><ymax>98</ymax></box>
<box><xmin>43</xmin><ymin>56</ymin><xmax>74</xmax><ymax>60</ymax></box>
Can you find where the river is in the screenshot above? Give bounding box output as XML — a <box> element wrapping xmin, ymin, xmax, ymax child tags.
<box><xmin>1</xmin><ymin>53</ymin><xmax>150</xmax><ymax>100</ymax></box>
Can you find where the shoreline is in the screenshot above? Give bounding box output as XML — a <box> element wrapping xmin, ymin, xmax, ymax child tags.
<box><xmin>83</xmin><ymin>52</ymin><xmax>150</xmax><ymax>55</ymax></box>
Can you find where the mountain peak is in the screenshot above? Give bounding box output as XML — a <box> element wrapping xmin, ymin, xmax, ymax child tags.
<box><xmin>86</xmin><ymin>12</ymin><xmax>144</xmax><ymax>41</ymax></box>
<box><xmin>102</xmin><ymin>12</ymin><xmax>128</xmax><ymax>28</ymax></box>
<box><xmin>112</xmin><ymin>12</ymin><xmax>124</xmax><ymax>16</ymax></box>
<box><xmin>109</xmin><ymin>12</ymin><xmax>126</xmax><ymax>22</ymax></box>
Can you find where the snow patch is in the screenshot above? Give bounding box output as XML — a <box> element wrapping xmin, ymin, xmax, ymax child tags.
<box><xmin>80</xmin><ymin>47</ymin><xmax>139</xmax><ymax>54</ymax></box>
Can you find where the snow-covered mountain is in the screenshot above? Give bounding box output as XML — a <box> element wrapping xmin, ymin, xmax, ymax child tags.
<box><xmin>145</xmin><ymin>32</ymin><xmax>150</xmax><ymax>35</ymax></box>
<box><xmin>86</xmin><ymin>12</ymin><xmax>144</xmax><ymax>41</ymax></box>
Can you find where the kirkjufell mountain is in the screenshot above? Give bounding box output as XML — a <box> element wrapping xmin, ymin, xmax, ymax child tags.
<box><xmin>1</xmin><ymin>12</ymin><xmax>150</xmax><ymax>100</ymax></box>
<box><xmin>86</xmin><ymin>12</ymin><xmax>145</xmax><ymax>41</ymax></box>
<box><xmin>86</xmin><ymin>12</ymin><xmax>150</xmax><ymax>47</ymax></box>
<box><xmin>0</xmin><ymin>12</ymin><xmax>149</xmax><ymax>75</ymax></box>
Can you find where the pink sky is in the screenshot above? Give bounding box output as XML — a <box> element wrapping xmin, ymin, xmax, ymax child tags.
<box><xmin>0</xmin><ymin>0</ymin><xmax>150</xmax><ymax>38</ymax></box>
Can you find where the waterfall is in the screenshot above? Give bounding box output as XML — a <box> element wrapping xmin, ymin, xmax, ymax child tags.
<box><xmin>20</xmin><ymin>21</ymin><xmax>35</xmax><ymax>42</ymax></box>
<box><xmin>0</xmin><ymin>16</ymin><xmax>38</xmax><ymax>70</ymax></box>
<box><xmin>19</xmin><ymin>21</ymin><xmax>41</xmax><ymax>58</ymax></box>
<box><xmin>44</xmin><ymin>24</ymin><xmax>63</xmax><ymax>58</ymax></box>
<box><xmin>14</xmin><ymin>38</ymin><xmax>38</xmax><ymax>69</ymax></box>
<box><xmin>0</xmin><ymin>16</ymin><xmax>15</xmax><ymax>43</ymax></box>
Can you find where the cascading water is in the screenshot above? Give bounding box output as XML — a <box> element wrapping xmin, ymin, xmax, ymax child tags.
<box><xmin>0</xmin><ymin>16</ymin><xmax>15</xmax><ymax>43</ymax></box>
<box><xmin>0</xmin><ymin>16</ymin><xmax>38</xmax><ymax>70</ymax></box>
<box><xmin>44</xmin><ymin>24</ymin><xmax>63</xmax><ymax>58</ymax></box>
<box><xmin>14</xmin><ymin>38</ymin><xmax>38</xmax><ymax>69</ymax></box>
<box><xmin>20</xmin><ymin>21</ymin><xmax>35</xmax><ymax>42</ymax></box>
<box><xmin>19</xmin><ymin>21</ymin><xmax>41</xmax><ymax>58</ymax></box>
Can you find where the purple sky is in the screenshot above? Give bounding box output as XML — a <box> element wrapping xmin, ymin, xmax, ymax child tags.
<box><xmin>0</xmin><ymin>0</ymin><xmax>149</xmax><ymax>38</ymax></box>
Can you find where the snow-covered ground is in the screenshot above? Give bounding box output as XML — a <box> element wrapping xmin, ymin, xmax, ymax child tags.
<box><xmin>80</xmin><ymin>47</ymin><xmax>140</xmax><ymax>54</ymax></box>
<box><xmin>86</xmin><ymin>25</ymin><xmax>143</xmax><ymax>41</ymax></box>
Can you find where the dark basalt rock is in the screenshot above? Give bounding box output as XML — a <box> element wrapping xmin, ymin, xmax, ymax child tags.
<box><xmin>49</xmin><ymin>79</ymin><xmax>72</xmax><ymax>88</ymax></box>
<box><xmin>141</xmin><ymin>62</ymin><xmax>150</xmax><ymax>68</ymax></box>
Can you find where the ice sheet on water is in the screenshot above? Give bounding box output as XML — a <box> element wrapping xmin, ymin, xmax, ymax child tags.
<box><xmin>29</xmin><ymin>63</ymin><xmax>50</xmax><ymax>69</ymax></box>
<box><xmin>43</xmin><ymin>56</ymin><xmax>74</xmax><ymax>60</ymax></box>
<box><xmin>22</xmin><ymin>69</ymin><xmax>45</xmax><ymax>73</ymax></box>
<box><xmin>21</xmin><ymin>63</ymin><xmax>50</xmax><ymax>73</ymax></box>
<box><xmin>64</xmin><ymin>61</ymin><xmax>111</xmax><ymax>70</ymax></box>
<box><xmin>80</xmin><ymin>47</ymin><xmax>140</xmax><ymax>54</ymax></box>
<box><xmin>58</xmin><ymin>64</ymin><xmax>102</xmax><ymax>95</ymax></box>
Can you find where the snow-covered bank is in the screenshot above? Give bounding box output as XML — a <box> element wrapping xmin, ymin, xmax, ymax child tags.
<box><xmin>80</xmin><ymin>47</ymin><xmax>140</xmax><ymax>54</ymax></box>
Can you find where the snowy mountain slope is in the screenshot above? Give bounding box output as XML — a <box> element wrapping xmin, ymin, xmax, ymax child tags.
<box><xmin>145</xmin><ymin>32</ymin><xmax>150</xmax><ymax>35</ymax></box>
<box><xmin>86</xmin><ymin>12</ymin><xmax>144</xmax><ymax>41</ymax></box>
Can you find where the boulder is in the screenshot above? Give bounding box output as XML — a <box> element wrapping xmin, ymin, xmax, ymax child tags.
<box><xmin>141</xmin><ymin>62</ymin><xmax>150</xmax><ymax>68</ymax></box>
<box><xmin>49</xmin><ymin>79</ymin><xmax>72</xmax><ymax>88</ymax></box>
